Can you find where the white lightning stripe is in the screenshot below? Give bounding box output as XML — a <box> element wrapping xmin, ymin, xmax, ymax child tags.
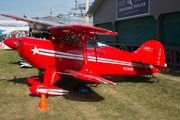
<box><xmin>98</xmin><ymin>60</ymin><xmax>132</xmax><ymax>66</ymax></box>
<box><xmin>36</xmin><ymin>48</ymin><xmax>151</xmax><ymax>68</ymax></box>
<box><xmin>40</xmin><ymin>52</ymin><xmax>84</xmax><ymax>61</ymax></box>
<box><xmin>40</xmin><ymin>91</ymin><xmax>68</xmax><ymax>95</ymax></box>
<box><xmin>44</xmin><ymin>92</ymin><xmax>68</xmax><ymax>95</ymax></box>
<box><xmin>96</xmin><ymin>57</ymin><xmax>145</xmax><ymax>67</ymax></box>
<box><xmin>40</xmin><ymin>49</ymin><xmax>83</xmax><ymax>58</ymax></box>
<box><xmin>37</xmin><ymin>89</ymin><xmax>69</xmax><ymax>95</ymax></box>
<box><xmin>39</xmin><ymin>89</ymin><xmax>69</xmax><ymax>92</ymax></box>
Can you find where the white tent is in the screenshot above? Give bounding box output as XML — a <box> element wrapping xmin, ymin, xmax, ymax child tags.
<box><xmin>2</xmin><ymin>30</ymin><xmax>13</xmax><ymax>35</ymax></box>
<box><xmin>0</xmin><ymin>20</ymin><xmax>29</xmax><ymax>35</ymax></box>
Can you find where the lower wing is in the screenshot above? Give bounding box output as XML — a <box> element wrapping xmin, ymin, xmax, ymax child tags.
<box><xmin>62</xmin><ymin>69</ymin><xmax>118</xmax><ymax>85</ymax></box>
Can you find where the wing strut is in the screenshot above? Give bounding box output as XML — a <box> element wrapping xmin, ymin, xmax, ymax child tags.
<box><xmin>73</xmin><ymin>32</ymin><xmax>94</xmax><ymax>67</ymax></box>
<box><xmin>48</xmin><ymin>25</ymin><xmax>118</xmax><ymax>85</ymax></box>
<box><xmin>69</xmin><ymin>31</ymin><xmax>118</xmax><ymax>85</ymax></box>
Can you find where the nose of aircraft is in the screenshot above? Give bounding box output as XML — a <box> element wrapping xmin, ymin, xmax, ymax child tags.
<box><xmin>4</xmin><ymin>38</ymin><xmax>19</xmax><ymax>50</ymax></box>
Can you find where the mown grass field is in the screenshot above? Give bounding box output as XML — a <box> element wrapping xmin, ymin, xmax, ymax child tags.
<box><xmin>0</xmin><ymin>49</ymin><xmax>180</xmax><ymax>120</ymax></box>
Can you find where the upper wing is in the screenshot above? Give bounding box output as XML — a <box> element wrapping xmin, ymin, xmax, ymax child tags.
<box><xmin>49</xmin><ymin>25</ymin><xmax>118</xmax><ymax>36</ymax></box>
<box><xmin>1</xmin><ymin>14</ymin><xmax>63</xmax><ymax>30</ymax></box>
<box><xmin>48</xmin><ymin>25</ymin><xmax>118</xmax><ymax>42</ymax></box>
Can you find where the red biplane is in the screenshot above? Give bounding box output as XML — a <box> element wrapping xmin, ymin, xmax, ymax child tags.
<box><xmin>4</xmin><ymin>25</ymin><xmax>168</xmax><ymax>96</ymax></box>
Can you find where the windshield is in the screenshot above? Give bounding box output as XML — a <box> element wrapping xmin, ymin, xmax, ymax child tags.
<box><xmin>86</xmin><ymin>38</ymin><xmax>98</xmax><ymax>48</ymax></box>
<box><xmin>71</xmin><ymin>35</ymin><xmax>109</xmax><ymax>48</ymax></box>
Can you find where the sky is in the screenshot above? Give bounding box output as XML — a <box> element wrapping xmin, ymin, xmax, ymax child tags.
<box><xmin>0</xmin><ymin>0</ymin><xmax>95</xmax><ymax>20</ymax></box>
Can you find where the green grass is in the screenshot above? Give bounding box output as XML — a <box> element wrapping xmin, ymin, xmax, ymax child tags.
<box><xmin>0</xmin><ymin>49</ymin><xmax>180</xmax><ymax>120</ymax></box>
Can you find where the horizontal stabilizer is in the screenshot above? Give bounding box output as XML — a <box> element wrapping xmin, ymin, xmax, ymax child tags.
<box><xmin>154</xmin><ymin>65</ymin><xmax>169</xmax><ymax>73</ymax></box>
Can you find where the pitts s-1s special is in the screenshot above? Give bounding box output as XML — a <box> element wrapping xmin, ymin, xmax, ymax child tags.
<box><xmin>4</xmin><ymin>25</ymin><xmax>168</xmax><ymax>96</ymax></box>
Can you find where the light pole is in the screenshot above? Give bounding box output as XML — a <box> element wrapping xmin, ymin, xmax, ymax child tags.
<box><xmin>85</xmin><ymin>0</ymin><xmax>89</xmax><ymax>25</ymax></box>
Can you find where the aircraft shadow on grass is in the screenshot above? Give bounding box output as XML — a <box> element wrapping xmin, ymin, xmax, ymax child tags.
<box><xmin>7</xmin><ymin>76</ymin><xmax>105</xmax><ymax>102</ymax></box>
<box><xmin>9</xmin><ymin>61</ymin><xmax>19</xmax><ymax>65</ymax></box>
<box><xmin>7</xmin><ymin>75</ymin><xmax>154</xmax><ymax>101</ymax></box>
<box><xmin>7</xmin><ymin>76</ymin><xmax>30</xmax><ymax>86</ymax></box>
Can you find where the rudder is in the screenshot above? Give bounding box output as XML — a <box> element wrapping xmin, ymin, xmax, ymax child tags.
<box><xmin>132</xmin><ymin>40</ymin><xmax>168</xmax><ymax>72</ymax></box>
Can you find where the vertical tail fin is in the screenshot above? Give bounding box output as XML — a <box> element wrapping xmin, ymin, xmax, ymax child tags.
<box><xmin>132</xmin><ymin>40</ymin><xmax>168</xmax><ymax>73</ymax></box>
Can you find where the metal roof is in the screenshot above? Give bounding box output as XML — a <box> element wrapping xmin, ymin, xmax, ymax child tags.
<box><xmin>86</xmin><ymin>0</ymin><xmax>104</xmax><ymax>17</ymax></box>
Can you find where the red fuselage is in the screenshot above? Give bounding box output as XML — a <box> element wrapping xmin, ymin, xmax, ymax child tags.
<box><xmin>17</xmin><ymin>37</ymin><xmax>156</xmax><ymax>77</ymax></box>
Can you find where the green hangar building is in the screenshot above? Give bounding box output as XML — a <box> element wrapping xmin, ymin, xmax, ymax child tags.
<box><xmin>87</xmin><ymin>0</ymin><xmax>180</xmax><ymax>71</ymax></box>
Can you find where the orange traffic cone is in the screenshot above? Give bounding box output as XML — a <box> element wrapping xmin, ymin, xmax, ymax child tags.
<box><xmin>38</xmin><ymin>94</ymin><xmax>49</xmax><ymax>110</ymax></box>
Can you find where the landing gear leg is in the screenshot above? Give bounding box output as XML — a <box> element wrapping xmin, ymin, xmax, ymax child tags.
<box><xmin>152</xmin><ymin>75</ymin><xmax>162</xmax><ymax>83</ymax></box>
<box><xmin>89</xmin><ymin>83</ymin><xmax>100</xmax><ymax>87</ymax></box>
